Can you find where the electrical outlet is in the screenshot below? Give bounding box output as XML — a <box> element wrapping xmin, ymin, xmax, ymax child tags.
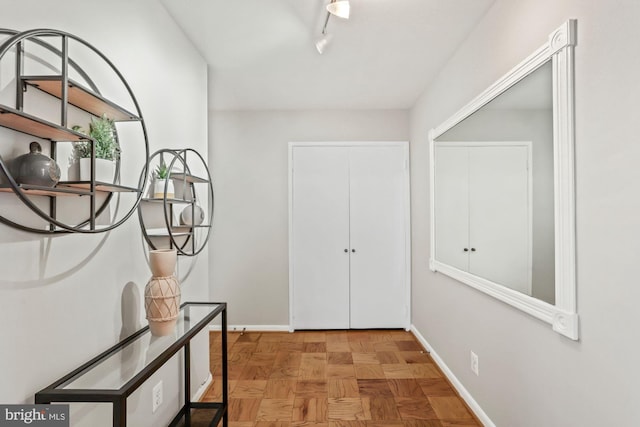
<box><xmin>152</xmin><ymin>381</ymin><xmax>163</xmax><ymax>413</ymax></box>
<box><xmin>470</xmin><ymin>351</ymin><xmax>479</xmax><ymax>376</ymax></box>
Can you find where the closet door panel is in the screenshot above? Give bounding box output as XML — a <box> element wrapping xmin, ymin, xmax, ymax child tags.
<box><xmin>292</xmin><ymin>147</ymin><xmax>350</xmax><ymax>329</ymax></box>
<box><xmin>434</xmin><ymin>145</ymin><xmax>470</xmax><ymax>271</ymax></box>
<box><xmin>349</xmin><ymin>146</ymin><xmax>407</xmax><ymax>328</ymax></box>
<box><xmin>468</xmin><ymin>145</ymin><xmax>531</xmax><ymax>294</ymax></box>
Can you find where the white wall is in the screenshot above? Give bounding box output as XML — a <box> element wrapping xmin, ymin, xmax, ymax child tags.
<box><xmin>0</xmin><ymin>1</ymin><xmax>210</xmax><ymax>426</ymax></box>
<box><xmin>410</xmin><ymin>0</ymin><xmax>640</xmax><ymax>426</ymax></box>
<box><xmin>208</xmin><ymin>110</ymin><xmax>409</xmax><ymax>326</ymax></box>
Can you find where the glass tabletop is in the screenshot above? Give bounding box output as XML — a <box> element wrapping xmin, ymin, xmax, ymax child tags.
<box><xmin>59</xmin><ymin>303</ymin><xmax>220</xmax><ymax>391</ymax></box>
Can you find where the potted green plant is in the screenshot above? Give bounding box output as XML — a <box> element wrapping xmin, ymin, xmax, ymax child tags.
<box><xmin>70</xmin><ymin>114</ymin><xmax>120</xmax><ymax>182</ymax></box>
<box><xmin>153</xmin><ymin>162</ymin><xmax>174</xmax><ymax>199</ymax></box>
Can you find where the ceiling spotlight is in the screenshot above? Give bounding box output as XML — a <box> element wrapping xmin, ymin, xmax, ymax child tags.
<box><xmin>315</xmin><ymin>34</ymin><xmax>333</xmax><ymax>54</ymax></box>
<box><xmin>327</xmin><ymin>0</ymin><xmax>350</xmax><ymax>19</ymax></box>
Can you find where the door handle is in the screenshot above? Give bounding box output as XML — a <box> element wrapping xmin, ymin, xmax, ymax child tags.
<box><xmin>344</xmin><ymin>249</ymin><xmax>348</xmax><ymax>253</ymax></box>
<box><xmin>463</xmin><ymin>248</ymin><xmax>469</xmax><ymax>252</ymax></box>
<box><xmin>471</xmin><ymin>248</ymin><xmax>476</xmax><ymax>252</ymax></box>
<box><xmin>351</xmin><ymin>249</ymin><xmax>356</xmax><ymax>253</ymax></box>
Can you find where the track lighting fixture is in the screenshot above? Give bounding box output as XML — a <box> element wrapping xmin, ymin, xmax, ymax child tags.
<box><xmin>315</xmin><ymin>0</ymin><xmax>350</xmax><ymax>54</ymax></box>
<box><xmin>315</xmin><ymin>33</ymin><xmax>333</xmax><ymax>54</ymax></box>
<box><xmin>327</xmin><ymin>0</ymin><xmax>350</xmax><ymax>20</ymax></box>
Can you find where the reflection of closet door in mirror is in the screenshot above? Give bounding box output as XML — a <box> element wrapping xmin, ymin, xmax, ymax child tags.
<box><xmin>434</xmin><ymin>146</ymin><xmax>470</xmax><ymax>272</ymax></box>
<box><xmin>434</xmin><ymin>143</ymin><xmax>531</xmax><ymax>294</ymax></box>
<box><xmin>468</xmin><ymin>144</ymin><xmax>531</xmax><ymax>294</ymax></box>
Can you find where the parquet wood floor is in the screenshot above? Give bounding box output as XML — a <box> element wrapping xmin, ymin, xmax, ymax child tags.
<box><xmin>202</xmin><ymin>330</ymin><xmax>482</xmax><ymax>427</ymax></box>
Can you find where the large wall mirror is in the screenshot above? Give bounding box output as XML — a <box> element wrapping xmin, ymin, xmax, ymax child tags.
<box><xmin>429</xmin><ymin>20</ymin><xmax>578</xmax><ymax>339</ymax></box>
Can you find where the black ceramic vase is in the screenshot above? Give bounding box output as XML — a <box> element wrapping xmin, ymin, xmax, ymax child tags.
<box><xmin>11</xmin><ymin>141</ymin><xmax>61</xmax><ymax>187</ymax></box>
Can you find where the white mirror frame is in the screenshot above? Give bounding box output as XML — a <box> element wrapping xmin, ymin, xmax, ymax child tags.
<box><xmin>428</xmin><ymin>20</ymin><xmax>578</xmax><ymax>340</ymax></box>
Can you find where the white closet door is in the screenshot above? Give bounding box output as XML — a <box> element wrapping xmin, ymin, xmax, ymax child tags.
<box><xmin>348</xmin><ymin>146</ymin><xmax>407</xmax><ymax>328</ymax></box>
<box><xmin>469</xmin><ymin>145</ymin><xmax>531</xmax><ymax>294</ymax></box>
<box><xmin>291</xmin><ymin>147</ymin><xmax>351</xmax><ymax>329</ymax></box>
<box><xmin>434</xmin><ymin>145</ymin><xmax>470</xmax><ymax>271</ymax></box>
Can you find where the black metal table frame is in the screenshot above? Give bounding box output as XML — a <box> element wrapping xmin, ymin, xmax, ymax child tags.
<box><xmin>35</xmin><ymin>302</ymin><xmax>228</xmax><ymax>427</ymax></box>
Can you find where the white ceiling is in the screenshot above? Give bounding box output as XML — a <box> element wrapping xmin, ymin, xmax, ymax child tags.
<box><xmin>160</xmin><ymin>0</ymin><xmax>495</xmax><ymax>111</ymax></box>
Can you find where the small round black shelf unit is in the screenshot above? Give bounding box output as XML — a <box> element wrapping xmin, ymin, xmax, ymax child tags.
<box><xmin>138</xmin><ymin>148</ymin><xmax>213</xmax><ymax>257</ymax></box>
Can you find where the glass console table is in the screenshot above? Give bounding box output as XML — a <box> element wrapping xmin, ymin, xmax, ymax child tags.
<box><xmin>35</xmin><ymin>302</ymin><xmax>228</xmax><ymax>427</ymax></box>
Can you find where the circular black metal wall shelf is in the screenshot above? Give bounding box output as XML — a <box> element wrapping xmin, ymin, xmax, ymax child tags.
<box><xmin>138</xmin><ymin>148</ymin><xmax>213</xmax><ymax>257</ymax></box>
<box><xmin>0</xmin><ymin>28</ymin><xmax>149</xmax><ymax>234</ymax></box>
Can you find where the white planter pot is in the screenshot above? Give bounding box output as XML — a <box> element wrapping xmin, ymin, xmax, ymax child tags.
<box><xmin>77</xmin><ymin>158</ymin><xmax>116</xmax><ymax>183</ymax></box>
<box><xmin>153</xmin><ymin>179</ymin><xmax>175</xmax><ymax>199</ymax></box>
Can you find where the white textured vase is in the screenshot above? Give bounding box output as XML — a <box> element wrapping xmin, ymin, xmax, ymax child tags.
<box><xmin>144</xmin><ymin>249</ymin><xmax>180</xmax><ymax>336</ymax></box>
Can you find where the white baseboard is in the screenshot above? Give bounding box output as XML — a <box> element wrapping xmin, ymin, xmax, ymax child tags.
<box><xmin>192</xmin><ymin>372</ymin><xmax>212</xmax><ymax>402</ymax></box>
<box><xmin>208</xmin><ymin>325</ymin><xmax>291</xmax><ymax>332</ymax></box>
<box><xmin>410</xmin><ymin>325</ymin><xmax>496</xmax><ymax>427</ymax></box>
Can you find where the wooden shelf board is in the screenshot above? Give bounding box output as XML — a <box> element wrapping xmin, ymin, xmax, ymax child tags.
<box><xmin>59</xmin><ymin>181</ymin><xmax>140</xmax><ymax>193</ymax></box>
<box><xmin>0</xmin><ymin>105</ymin><xmax>87</xmax><ymax>141</ymax></box>
<box><xmin>0</xmin><ymin>184</ymin><xmax>92</xmax><ymax>197</ymax></box>
<box><xmin>146</xmin><ymin>227</ymin><xmax>193</xmax><ymax>237</ymax></box>
<box><xmin>23</xmin><ymin>76</ymin><xmax>141</xmax><ymax>122</ymax></box>
<box><xmin>141</xmin><ymin>197</ymin><xmax>192</xmax><ymax>204</ymax></box>
<box><xmin>170</xmin><ymin>173</ymin><xmax>209</xmax><ymax>184</ymax></box>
